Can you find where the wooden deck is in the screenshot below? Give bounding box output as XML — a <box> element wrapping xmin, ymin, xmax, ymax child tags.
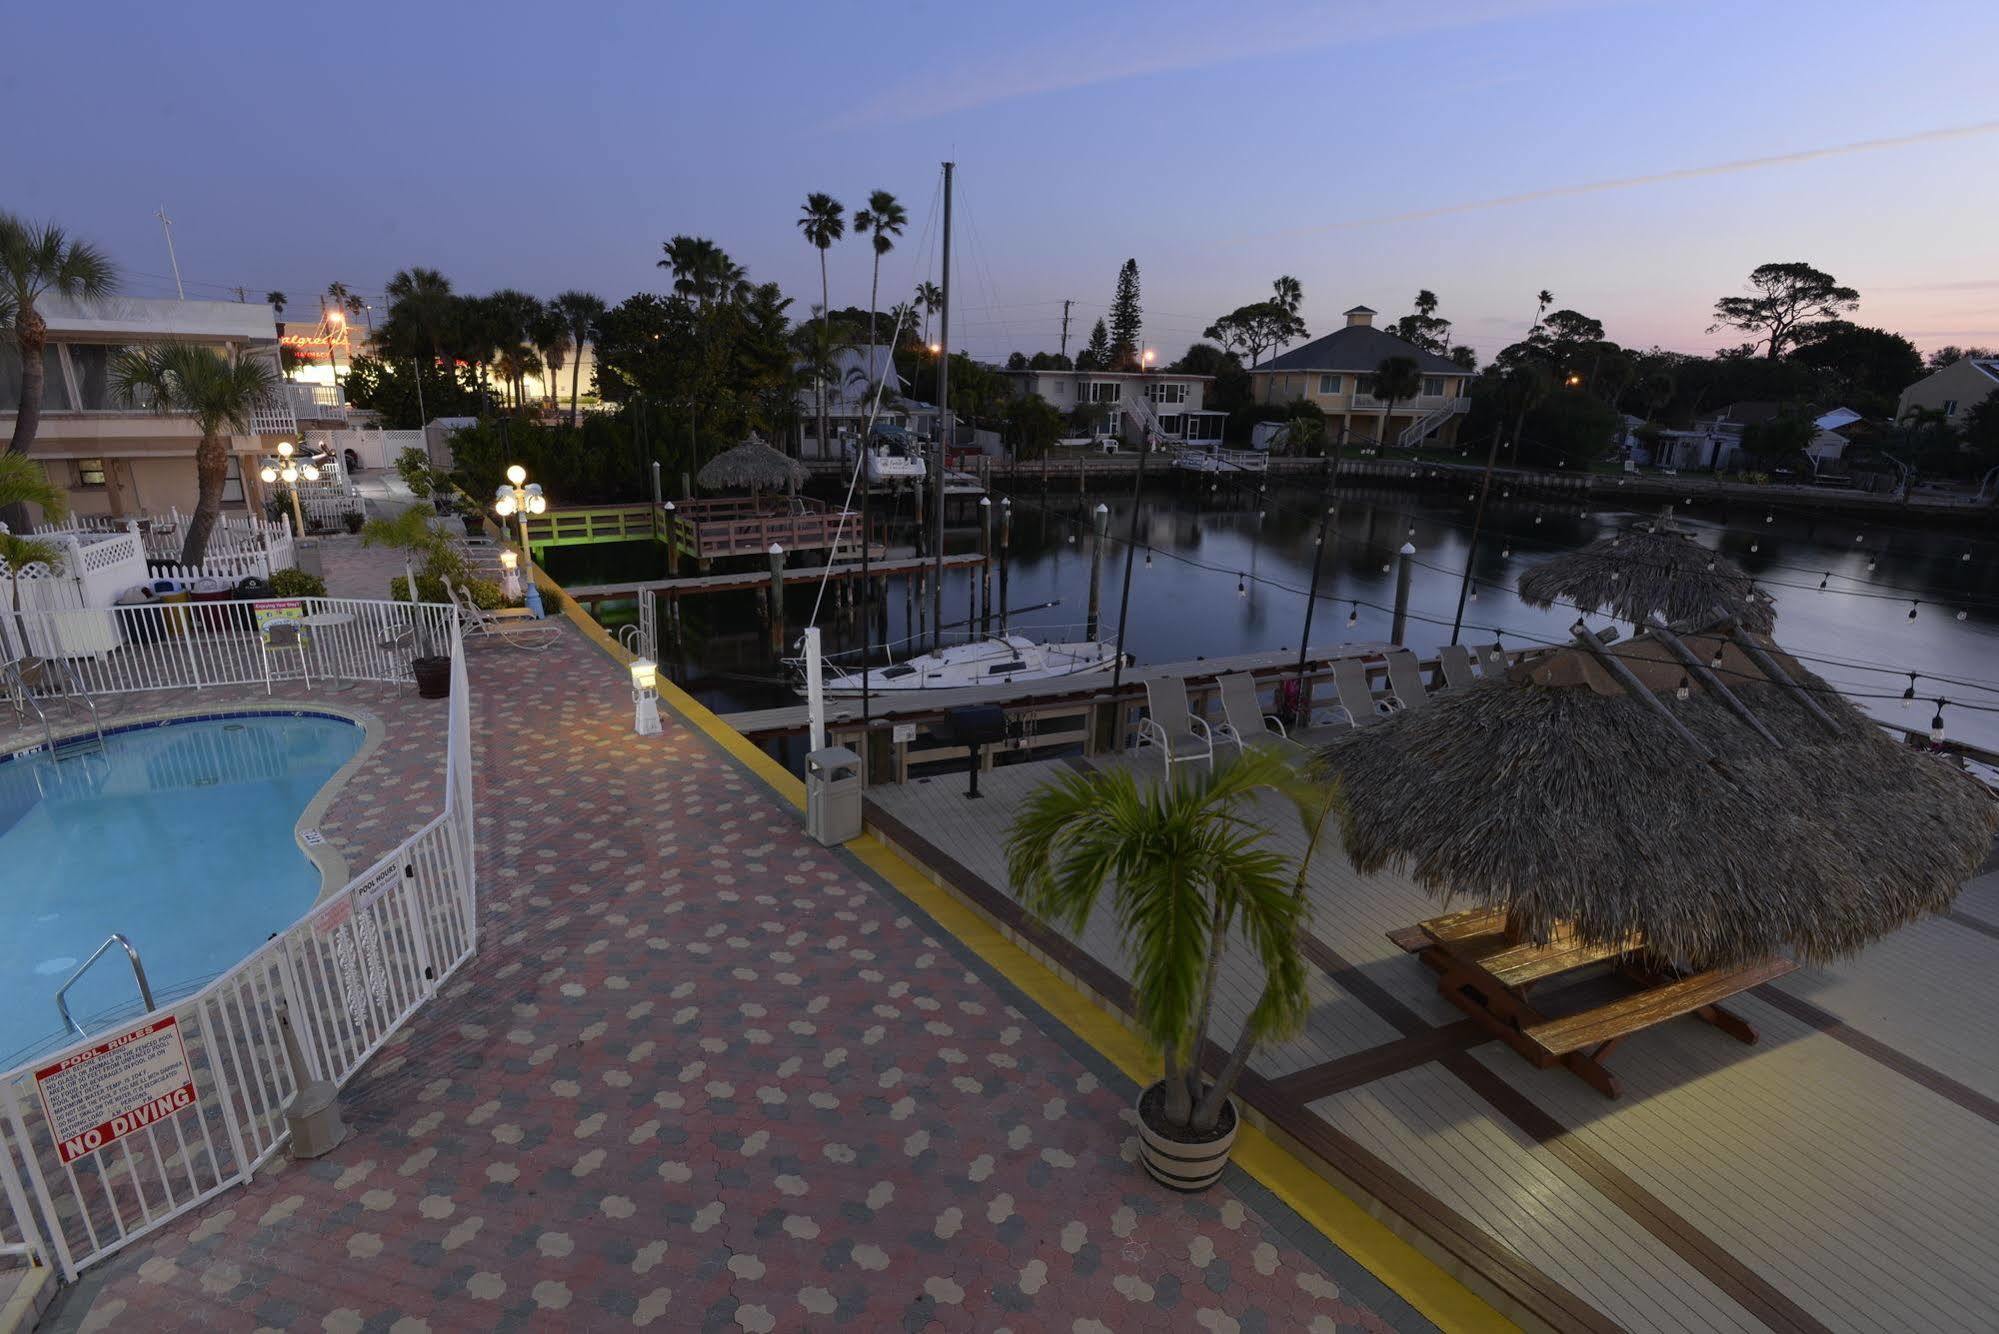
<box><xmin>865</xmin><ymin>742</ymin><xmax>1999</xmax><ymax>1333</ymax></box>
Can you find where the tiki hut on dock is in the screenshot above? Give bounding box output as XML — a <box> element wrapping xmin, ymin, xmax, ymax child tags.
<box><xmin>1517</xmin><ymin>514</ymin><xmax>1776</xmax><ymax>633</ymax></box>
<box><xmin>1317</xmin><ymin>620</ymin><xmax>1996</xmax><ymax>968</ymax></box>
<box><xmin>696</xmin><ymin>433</ymin><xmax>810</xmax><ymax>507</ymax></box>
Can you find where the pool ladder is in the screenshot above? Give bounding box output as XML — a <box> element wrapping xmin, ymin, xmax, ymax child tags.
<box><xmin>4</xmin><ymin>655</ymin><xmax>106</xmax><ymax>761</ymax></box>
<box><xmin>55</xmin><ymin>934</ymin><xmax>157</xmax><ymax>1038</ymax></box>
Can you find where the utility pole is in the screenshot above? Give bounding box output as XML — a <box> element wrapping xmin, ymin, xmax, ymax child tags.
<box><xmin>156</xmin><ymin>207</ymin><xmax>184</xmax><ymax>300</ymax></box>
<box><xmin>931</xmin><ymin>160</ymin><xmax>953</xmax><ymax>648</ymax></box>
<box><xmin>1059</xmin><ymin>299</ymin><xmax>1073</xmax><ymax>359</ymax></box>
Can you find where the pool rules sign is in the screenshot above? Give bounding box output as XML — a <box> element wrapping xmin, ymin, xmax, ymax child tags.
<box><xmin>34</xmin><ymin>1017</ymin><xmax>198</xmax><ymax>1164</ymax></box>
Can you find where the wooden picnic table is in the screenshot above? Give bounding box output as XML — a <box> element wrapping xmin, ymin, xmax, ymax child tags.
<box><xmin>1388</xmin><ymin>907</ymin><xmax>1796</xmax><ymax>1098</ymax></box>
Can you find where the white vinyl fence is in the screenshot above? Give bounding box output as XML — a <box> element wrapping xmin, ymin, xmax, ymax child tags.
<box><xmin>0</xmin><ymin>615</ymin><xmax>474</xmax><ymax>1281</ymax></box>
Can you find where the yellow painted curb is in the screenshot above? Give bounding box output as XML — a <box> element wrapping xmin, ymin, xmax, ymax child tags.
<box><xmin>562</xmin><ymin>593</ymin><xmax>1508</xmax><ymax>1332</ymax></box>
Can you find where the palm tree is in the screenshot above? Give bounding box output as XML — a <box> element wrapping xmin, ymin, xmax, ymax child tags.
<box><xmin>265</xmin><ymin>291</ymin><xmax>287</xmax><ymax>319</ymax></box>
<box><xmin>887</xmin><ymin>300</ymin><xmax>920</xmax><ymax>346</ymax></box>
<box><xmin>384</xmin><ymin>268</ymin><xmax>456</xmax><ymax>364</ymax></box>
<box><xmin>1531</xmin><ymin>288</ymin><xmax>1553</xmax><ymax>335</ymax></box>
<box><xmin>2</xmin><ymin>214</ymin><xmax>118</xmax><ymax>459</ymax></box>
<box><xmin>797</xmin><ymin>193</ymin><xmax>846</xmax><ymax>459</ymax></box>
<box><xmin>851</xmin><ymin>190</ymin><xmax>907</xmax><ymax>367</ymax></box>
<box><xmin>915</xmin><ymin>280</ymin><xmax>943</xmax><ymax>349</ymax></box>
<box><xmin>0</xmin><ymin>453</ymin><xmax>67</xmax><ymax>650</ymax></box>
<box><xmin>112</xmin><ymin>344</ymin><xmax>279</xmax><ymax>564</ymax></box>
<box><xmin>1371</xmin><ymin>354</ymin><xmax>1423</xmax><ymax>448</ymax></box>
<box><xmin>528</xmin><ymin>304</ymin><xmax>572</xmax><ymax>412</ymax></box>
<box><xmin>552</xmin><ymin>291</ymin><xmax>606</xmax><ymax>427</ymax></box>
<box><xmin>1008</xmin><ymin>748</ymin><xmax>1321</xmax><ymax>1139</ymax></box>
<box><xmin>1272</xmin><ymin>275</ymin><xmax>1303</xmax><ymax>315</ymax></box>
<box><xmin>657</xmin><ymin>236</ymin><xmax>748</xmax><ymax>310</ymax></box>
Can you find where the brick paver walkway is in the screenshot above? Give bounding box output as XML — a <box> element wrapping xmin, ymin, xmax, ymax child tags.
<box><xmin>46</xmin><ymin>608</ymin><xmax>1435</xmax><ymax>1331</ymax></box>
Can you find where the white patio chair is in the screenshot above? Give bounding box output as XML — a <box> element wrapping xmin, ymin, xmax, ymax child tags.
<box><xmin>447</xmin><ymin>580</ymin><xmax>561</xmax><ymax>651</ymax></box>
<box><xmin>1215</xmin><ymin>673</ymin><xmax>1287</xmax><ymax>753</ymax></box>
<box><xmin>1330</xmin><ymin>657</ymin><xmax>1395</xmax><ymax>725</ymax></box>
<box><xmin>1137</xmin><ymin>676</ymin><xmax>1213</xmax><ymax>779</ymax></box>
<box><xmin>1436</xmin><ymin>644</ymin><xmax>1478</xmax><ymax>690</ymax></box>
<box><xmin>1382</xmin><ymin>648</ymin><xmax>1430</xmax><ymax>711</ymax></box>
<box><xmin>260</xmin><ymin>621</ymin><xmax>311</xmax><ymax>694</ymax></box>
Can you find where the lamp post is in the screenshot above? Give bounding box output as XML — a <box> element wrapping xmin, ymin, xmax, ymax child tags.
<box><xmin>492</xmin><ymin>464</ymin><xmax>548</xmax><ymax>618</ymax></box>
<box><xmin>498</xmin><ymin>548</ymin><xmax>522</xmax><ymax>602</ymax></box>
<box><xmin>629</xmin><ymin>655</ymin><xmax>661</xmax><ymax>736</ymax></box>
<box><xmin>259</xmin><ymin>440</ymin><xmax>320</xmax><ymax>537</ymax></box>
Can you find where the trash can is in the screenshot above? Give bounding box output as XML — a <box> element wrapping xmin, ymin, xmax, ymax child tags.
<box><xmin>190</xmin><ymin>577</ymin><xmax>235</xmax><ymax>631</ymax></box>
<box><xmin>115</xmin><ymin>589</ymin><xmax>163</xmax><ymax>644</ymax></box>
<box><xmin>804</xmin><ymin>746</ymin><xmax>863</xmax><ymax>846</ymax></box>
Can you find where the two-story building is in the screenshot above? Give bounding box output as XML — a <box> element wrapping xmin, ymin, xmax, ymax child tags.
<box><xmin>1248</xmin><ymin>306</ymin><xmax>1471</xmax><ymax>448</ymax></box>
<box><xmin>0</xmin><ymin>296</ymin><xmax>331</xmax><ymax>520</ymax></box>
<box><xmin>1895</xmin><ymin>356</ymin><xmax>1999</xmax><ymax>428</ymax></box>
<box><xmin>1002</xmin><ymin>368</ymin><xmax>1225</xmax><ymax>445</ymax></box>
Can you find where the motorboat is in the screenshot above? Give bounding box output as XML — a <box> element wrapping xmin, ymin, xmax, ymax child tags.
<box><xmin>804</xmin><ymin>631</ymin><xmax>1119</xmax><ymax>696</ymax></box>
<box><xmin>842</xmin><ymin>425</ymin><xmax>928</xmax><ymax>484</ymax></box>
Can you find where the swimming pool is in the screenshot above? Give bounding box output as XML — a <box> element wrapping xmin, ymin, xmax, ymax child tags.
<box><xmin>0</xmin><ymin>712</ymin><xmax>364</xmax><ymax>1067</ymax></box>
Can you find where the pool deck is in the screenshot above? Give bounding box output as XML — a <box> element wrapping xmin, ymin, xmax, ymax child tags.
<box><xmin>866</xmin><ymin>743</ymin><xmax>1999</xmax><ymax>1334</ymax></box>
<box><xmin>32</xmin><ymin>539</ymin><xmax>1459</xmax><ymax>1329</ymax></box>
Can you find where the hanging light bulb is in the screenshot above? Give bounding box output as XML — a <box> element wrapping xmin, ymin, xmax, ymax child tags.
<box><xmin>1609</xmin><ymin>570</ymin><xmax>1620</xmax><ymax>581</ymax></box>
<box><xmin>1144</xmin><ymin>549</ymin><xmax>1152</xmax><ymax>569</ymax></box>
<box><xmin>1346</xmin><ymin>603</ymin><xmax>1358</xmax><ymax>628</ymax></box>
<box><xmin>1236</xmin><ymin>573</ymin><xmax>1247</xmax><ymax>597</ymax></box>
<box><xmin>1867</xmin><ymin>557</ymin><xmax>1877</xmax><ymax>572</ymax></box>
<box><xmin>1930</xmin><ymin>701</ymin><xmax>1947</xmax><ymax>744</ymax></box>
<box><xmin>1957</xmin><ymin>610</ymin><xmax>1968</xmax><ymax>621</ymax></box>
<box><xmin>1818</xmin><ymin>572</ymin><xmax>1829</xmax><ymax>590</ymax></box>
<box><xmin>1675</xmin><ymin>675</ymin><xmax>1690</xmax><ymax>702</ymax></box>
<box><xmin>1853</xmin><ymin>534</ymin><xmax>1863</xmax><ymax>543</ymax></box>
<box><xmin>1764</xmin><ymin>513</ymin><xmax>1773</xmax><ymax>524</ymax></box>
<box><xmin>1469</xmin><ymin>582</ymin><xmax>1480</xmax><ymax>601</ymax></box>
<box><xmin>1380</xmin><ymin>561</ymin><xmax>1391</xmax><ymax>573</ymax></box>
<box><xmin>1963</xmin><ymin>552</ymin><xmax>1973</xmax><ymax>562</ymax></box>
<box><xmin>1533</xmin><ymin>514</ymin><xmax>1543</xmax><ymax>525</ymax></box>
<box><xmin>1750</xmin><ymin>542</ymin><xmax>1758</xmax><ymax>553</ymax></box>
<box><xmin>1908</xmin><ymin>601</ymin><xmax>1919</xmax><ymax>620</ymax></box>
<box><xmin>1709</xmin><ymin>645</ymin><xmax>1724</xmax><ymax>669</ymax></box>
<box><xmin>1903</xmin><ymin>674</ymin><xmax>1918</xmax><ymax>700</ymax></box>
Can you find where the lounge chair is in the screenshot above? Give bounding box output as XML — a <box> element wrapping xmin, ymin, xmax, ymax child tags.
<box><xmin>1383</xmin><ymin>648</ymin><xmax>1430</xmax><ymax>710</ymax></box>
<box><xmin>1137</xmin><ymin>676</ymin><xmax>1213</xmax><ymax>779</ymax></box>
<box><xmin>447</xmin><ymin>580</ymin><xmax>561</xmax><ymax>650</ymax></box>
<box><xmin>1437</xmin><ymin>644</ymin><xmax>1478</xmax><ymax>690</ymax></box>
<box><xmin>1330</xmin><ymin>657</ymin><xmax>1395</xmax><ymax>725</ymax></box>
<box><xmin>1215</xmin><ymin>673</ymin><xmax>1286</xmax><ymax>752</ymax></box>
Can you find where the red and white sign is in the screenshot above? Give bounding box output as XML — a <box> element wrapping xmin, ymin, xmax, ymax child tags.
<box><xmin>34</xmin><ymin>1017</ymin><xmax>198</xmax><ymax>1164</ymax></box>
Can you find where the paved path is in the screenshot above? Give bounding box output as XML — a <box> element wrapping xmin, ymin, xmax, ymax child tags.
<box><xmin>47</xmin><ymin>609</ymin><xmax>1437</xmax><ymax>1331</ymax></box>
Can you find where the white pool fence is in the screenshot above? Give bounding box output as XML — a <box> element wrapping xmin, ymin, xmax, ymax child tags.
<box><xmin>0</xmin><ymin>608</ymin><xmax>476</xmax><ymax>1281</ymax></box>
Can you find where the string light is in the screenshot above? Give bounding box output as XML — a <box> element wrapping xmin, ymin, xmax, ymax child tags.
<box><xmin>1867</xmin><ymin>558</ymin><xmax>1878</xmax><ymax>573</ymax></box>
<box><xmin>1904</xmin><ymin>674</ymin><xmax>1918</xmax><ymax>700</ymax></box>
<box><xmin>1469</xmin><ymin>582</ymin><xmax>1480</xmax><ymax>601</ymax></box>
<box><xmin>1676</xmin><ymin>675</ymin><xmax>1691</xmax><ymax>702</ymax></box>
<box><xmin>1818</xmin><ymin>572</ymin><xmax>1829</xmax><ymax>590</ymax></box>
<box><xmin>1958</xmin><ymin>610</ymin><xmax>1969</xmax><ymax>621</ymax></box>
<box><xmin>1143</xmin><ymin>549</ymin><xmax>1152</xmax><ymax>569</ymax></box>
<box><xmin>1930</xmin><ymin>700</ymin><xmax>1948</xmax><ymax>744</ymax></box>
<box><xmin>1236</xmin><ymin>573</ymin><xmax>1247</xmax><ymax>597</ymax></box>
<box><xmin>1346</xmin><ymin>602</ymin><xmax>1358</xmax><ymax>628</ymax></box>
<box><xmin>1764</xmin><ymin>513</ymin><xmax>1773</xmax><ymax>524</ymax></box>
<box><xmin>1908</xmin><ymin>601</ymin><xmax>1919</xmax><ymax>620</ymax></box>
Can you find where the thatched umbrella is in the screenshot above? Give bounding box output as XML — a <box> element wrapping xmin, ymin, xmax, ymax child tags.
<box><xmin>1517</xmin><ymin>514</ymin><xmax>1776</xmax><ymax>633</ymax></box>
<box><xmin>696</xmin><ymin>433</ymin><xmax>809</xmax><ymax>506</ymax></box>
<box><xmin>1317</xmin><ymin>623</ymin><xmax>1995</xmax><ymax>968</ymax></box>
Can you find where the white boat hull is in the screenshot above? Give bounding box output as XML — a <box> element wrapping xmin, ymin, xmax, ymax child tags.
<box><xmin>812</xmin><ymin>634</ymin><xmax>1119</xmax><ymax>696</ymax></box>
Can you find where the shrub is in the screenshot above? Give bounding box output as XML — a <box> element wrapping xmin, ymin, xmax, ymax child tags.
<box><xmin>340</xmin><ymin>510</ymin><xmax>365</xmax><ymax>534</ymax></box>
<box><xmin>395</xmin><ymin>446</ymin><xmax>434</xmax><ymax>498</ymax></box>
<box><xmin>390</xmin><ymin>574</ymin><xmax>505</xmax><ymax>608</ymax></box>
<box><xmin>268</xmin><ymin>567</ymin><xmax>326</xmax><ymax>598</ymax></box>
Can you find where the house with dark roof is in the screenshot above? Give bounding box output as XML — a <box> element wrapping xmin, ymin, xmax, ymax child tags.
<box><xmin>1895</xmin><ymin>356</ymin><xmax>1999</xmax><ymax>428</ymax></box>
<box><xmin>1248</xmin><ymin>306</ymin><xmax>1472</xmax><ymax>448</ymax></box>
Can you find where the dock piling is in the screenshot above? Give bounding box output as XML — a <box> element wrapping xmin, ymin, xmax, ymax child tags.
<box><xmin>767</xmin><ymin>543</ymin><xmax>786</xmax><ymax>648</ymax></box>
<box><xmin>1086</xmin><ymin>502</ymin><xmax>1109</xmax><ymax>640</ymax></box>
<box><xmin>1391</xmin><ymin>541</ymin><xmax>1415</xmax><ymax>646</ymax></box>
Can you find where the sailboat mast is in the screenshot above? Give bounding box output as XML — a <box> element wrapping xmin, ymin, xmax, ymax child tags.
<box><xmin>932</xmin><ymin>160</ymin><xmax>953</xmax><ymax>648</ymax></box>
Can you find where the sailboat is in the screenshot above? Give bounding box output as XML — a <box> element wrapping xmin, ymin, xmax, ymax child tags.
<box><xmin>814</xmin><ymin>631</ymin><xmax>1117</xmax><ymax>696</ymax></box>
<box><xmin>841</xmin><ymin>423</ymin><xmax>928</xmax><ymax>484</ymax></box>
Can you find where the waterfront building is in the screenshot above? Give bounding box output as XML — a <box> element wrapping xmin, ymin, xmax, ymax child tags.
<box><xmin>1001</xmin><ymin>367</ymin><xmax>1226</xmax><ymax>445</ymax></box>
<box><xmin>1895</xmin><ymin>354</ymin><xmax>1999</xmax><ymax>428</ymax></box>
<box><xmin>1247</xmin><ymin>305</ymin><xmax>1471</xmax><ymax>448</ymax></box>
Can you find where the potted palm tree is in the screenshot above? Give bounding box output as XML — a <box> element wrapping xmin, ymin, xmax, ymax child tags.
<box><xmin>360</xmin><ymin>507</ymin><xmax>461</xmax><ymax>698</ymax></box>
<box><xmin>1008</xmin><ymin>747</ymin><xmax>1338</xmax><ymax>1190</ymax></box>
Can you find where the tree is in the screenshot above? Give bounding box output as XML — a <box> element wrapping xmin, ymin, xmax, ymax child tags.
<box><xmin>0</xmin><ymin>453</ymin><xmax>66</xmax><ymax>646</ymax></box>
<box><xmin>1271</xmin><ymin>275</ymin><xmax>1303</xmax><ymax>315</ymax></box>
<box><xmin>1204</xmin><ymin>302</ymin><xmax>1307</xmax><ymax>368</ymax></box>
<box><xmin>1449</xmin><ymin>345</ymin><xmax>1477</xmax><ymax>371</ymax></box>
<box><xmin>914</xmin><ymin>280</ymin><xmax>943</xmax><ymax>349</ymax></box>
<box><xmin>1531</xmin><ymin>288</ymin><xmax>1553</xmax><ymax>333</ymax></box>
<box><xmin>1788</xmin><ymin>321</ymin><xmax>1922</xmax><ymax>416</ymax></box>
<box><xmin>112</xmin><ymin>344</ymin><xmax>278</xmax><ymax>564</ymax></box>
<box><xmin>1710</xmin><ymin>261</ymin><xmax>1859</xmax><ymax>359</ymax></box>
<box><xmin>1522</xmin><ymin>389</ymin><xmax>1622</xmax><ymax>468</ymax></box>
<box><xmin>2</xmin><ymin>214</ymin><xmax>118</xmax><ymax>460</ymax></box>
<box><xmin>1026</xmin><ymin>350</ymin><xmax>1073</xmax><ymax>370</ymax></box>
<box><xmin>528</xmin><ymin>303</ymin><xmax>572</xmax><ymax>411</ymax></box>
<box><xmin>1369</xmin><ymin>355</ymin><xmax>1423</xmax><ymax>447</ymax></box>
<box><xmin>1108</xmin><ymin>258</ymin><xmax>1142</xmax><ymax>369</ymax></box>
<box><xmin>343</xmin><ymin>355</ymin><xmax>480</xmax><ymax>428</ymax></box>
<box><xmin>797</xmin><ymin>193</ymin><xmax>846</xmax><ymax>459</ymax></box>
<box><xmin>265</xmin><ymin>291</ymin><xmax>287</xmax><ymax>318</ymax></box>
<box><xmin>1738</xmin><ymin>413</ymin><xmax>1816</xmax><ymax>470</ymax></box>
<box><xmin>851</xmin><ymin>190</ymin><xmax>907</xmax><ymax>365</ymax></box>
<box><xmin>1001</xmin><ymin>393</ymin><xmax>1066</xmax><ymax>460</ymax></box>
<box><xmin>1962</xmin><ymin>395</ymin><xmax>1999</xmax><ymax>469</ymax></box>
<box><xmin>1392</xmin><ymin>290</ymin><xmax>1452</xmax><ymax>353</ymax></box>
<box><xmin>381</xmin><ymin>267</ymin><xmax>457</xmax><ymax>364</ymax></box>
<box><xmin>1078</xmin><ymin>319</ymin><xmax>1111</xmax><ymax>372</ymax></box>
<box><xmin>552</xmin><ymin>291</ymin><xmax>606</xmax><ymax>426</ymax></box>
<box><xmin>1008</xmin><ymin>748</ymin><xmax>1326</xmax><ymax>1138</ymax></box>
<box><xmin>1927</xmin><ymin>345</ymin><xmax>1997</xmax><ymax>371</ymax></box>
<box><xmin>657</xmin><ymin>235</ymin><xmax>748</xmax><ymax>310</ymax></box>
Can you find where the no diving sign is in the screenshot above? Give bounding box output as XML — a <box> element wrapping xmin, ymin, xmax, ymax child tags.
<box><xmin>34</xmin><ymin>1016</ymin><xmax>198</xmax><ymax>1164</ymax></box>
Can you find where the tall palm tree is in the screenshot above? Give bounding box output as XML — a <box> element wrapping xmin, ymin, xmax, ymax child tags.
<box><xmin>0</xmin><ymin>453</ymin><xmax>67</xmax><ymax>642</ymax></box>
<box><xmin>1272</xmin><ymin>274</ymin><xmax>1303</xmax><ymax>315</ymax></box>
<box><xmin>384</xmin><ymin>267</ymin><xmax>456</xmax><ymax>364</ymax></box>
<box><xmin>112</xmin><ymin>344</ymin><xmax>278</xmax><ymax>564</ymax></box>
<box><xmin>1008</xmin><ymin>748</ymin><xmax>1319</xmax><ymax>1135</ymax></box>
<box><xmin>2</xmin><ymin>213</ymin><xmax>118</xmax><ymax>459</ymax></box>
<box><xmin>657</xmin><ymin>236</ymin><xmax>748</xmax><ymax>310</ymax></box>
<box><xmin>797</xmin><ymin>193</ymin><xmax>846</xmax><ymax>459</ymax></box>
<box><xmin>528</xmin><ymin>304</ymin><xmax>572</xmax><ymax>412</ymax></box>
<box><xmin>1531</xmin><ymin>288</ymin><xmax>1553</xmax><ymax>335</ymax></box>
<box><xmin>1371</xmin><ymin>354</ymin><xmax>1423</xmax><ymax>449</ymax></box>
<box><xmin>265</xmin><ymin>291</ymin><xmax>287</xmax><ymax>319</ymax></box>
<box><xmin>851</xmin><ymin>190</ymin><xmax>907</xmax><ymax>368</ymax></box>
<box><xmin>915</xmin><ymin>280</ymin><xmax>943</xmax><ymax>349</ymax></box>
<box><xmin>887</xmin><ymin>300</ymin><xmax>919</xmax><ymax>346</ymax></box>
<box><xmin>552</xmin><ymin>291</ymin><xmax>606</xmax><ymax>426</ymax></box>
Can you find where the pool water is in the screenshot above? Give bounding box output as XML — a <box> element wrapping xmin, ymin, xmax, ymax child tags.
<box><xmin>0</xmin><ymin>714</ymin><xmax>363</xmax><ymax>1067</ymax></box>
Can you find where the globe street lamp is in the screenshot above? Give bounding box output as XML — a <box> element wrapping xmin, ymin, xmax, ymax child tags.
<box><xmin>492</xmin><ymin>464</ymin><xmax>547</xmax><ymax>617</ymax></box>
<box><xmin>259</xmin><ymin>440</ymin><xmax>320</xmax><ymax>536</ymax></box>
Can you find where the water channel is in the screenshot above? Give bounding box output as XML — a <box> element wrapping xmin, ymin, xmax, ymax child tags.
<box><xmin>539</xmin><ymin>478</ymin><xmax>1999</xmax><ymax>758</ymax></box>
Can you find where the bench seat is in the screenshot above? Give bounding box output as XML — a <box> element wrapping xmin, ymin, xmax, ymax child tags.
<box><xmin>1524</xmin><ymin>956</ymin><xmax>1796</xmax><ymax>1057</ymax></box>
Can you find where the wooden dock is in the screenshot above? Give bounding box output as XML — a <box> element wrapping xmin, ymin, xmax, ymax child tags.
<box><xmin>564</xmin><ymin>552</ymin><xmax>990</xmax><ymax>611</ymax></box>
<box><xmin>866</xmin><ymin>741</ymin><xmax>1999</xmax><ymax>1333</ymax></box>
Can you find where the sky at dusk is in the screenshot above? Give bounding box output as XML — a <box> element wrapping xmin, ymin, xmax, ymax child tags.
<box><xmin>10</xmin><ymin>0</ymin><xmax>1998</xmax><ymax>363</ymax></box>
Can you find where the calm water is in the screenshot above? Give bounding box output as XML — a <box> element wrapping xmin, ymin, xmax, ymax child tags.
<box><xmin>543</xmin><ymin>479</ymin><xmax>1999</xmax><ymax>757</ymax></box>
<box><xmin>0</xmin><ymin>714</ymin><xmax>361</xmax><ymax>1065</ymax></box>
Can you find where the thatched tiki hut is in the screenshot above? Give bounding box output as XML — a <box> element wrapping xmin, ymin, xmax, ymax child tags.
<box><xmin>696</xmin><ymin>434</ymin><xmax>811</xmax><ymax>509</ymax></box>
<box><xmin>1318</xmin><ymin>620</ymin><xmax>1995</xmax><ymax>968</ymax></box>
<box><xmin>1517</xmin><ymin>514</ymin><xmax>1776</xmax><ymax>633</ymax></box>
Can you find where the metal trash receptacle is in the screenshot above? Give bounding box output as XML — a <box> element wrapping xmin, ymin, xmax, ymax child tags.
<box><xmin>804</xmin><ymin>746</ymin><xmax>863</xmax><ymax>846</ymax></box>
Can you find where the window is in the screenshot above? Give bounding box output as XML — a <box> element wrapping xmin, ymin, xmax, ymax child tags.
<box><xmin>1051</xmin><ymin>380</ymin><xmax>1067</xmax><ymax>396</ymax></box>
<box><xmin>1944</xmin><ymin>399</ymin><xmax>1959</xmax><ymax>417</ymax></box>
<box><xmin>1158</xmin><ymin>414</ymin><xmax>1184</xmax><ymax>435</ymax></box>
<box><xmin>76</xmin><ymin>458</ymin><xmax>107</xmax><ymax>488</ymax></box>
<box><xmin>67</xmin><ymin>345</ymin><xmax>132</xmax><ymax>410</ymax></box>
<box><xmin>1318</xmin><ymin>374</ymin><xmax>1342</xmax><ymax>395</ymax></box>
<box><xmin>1144</xmin><ymin>381</ymin><xmax>1187</xmax><ymax>404</ymax></box>
<box><xmin>880</xmin><ymin>664</ymin><xmax>917</xmax><ymax>680</ymax></box>
<box><xmin>1087</xmin><ymin>381</ymin><xmax>1122</xmax><ymax>403</ymax></box>
<box><xmin>1422</xmin><ymin>376</ymin><xmax>1446</xmax><ymax>396</ymax></box>
<box><xmin>1354</xmin><ymin>374</ymin><xmax>1376</xmax><ymax>397</ymax></box>
<box><xmin>0</xmin><ymin>344</ymin><xmax>70</xmax><ymax>411</ymax></box>
<box><xmin>986</xmin><ymin>660</ymin><xmax>1025</xmax><ymax>676</ymax></box>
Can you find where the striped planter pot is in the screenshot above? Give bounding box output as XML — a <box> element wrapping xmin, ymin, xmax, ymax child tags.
<box><xmin>1136</xmin><ymin>1083</ymin><xmax>1239</xmax><ymax>1192</ymax></box>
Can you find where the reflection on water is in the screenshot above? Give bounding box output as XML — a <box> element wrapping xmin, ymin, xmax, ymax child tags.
<box><xmin>541</xmin><ymin>480</ymin><xmax>1999</xmax><ymax>753</ymax></box>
